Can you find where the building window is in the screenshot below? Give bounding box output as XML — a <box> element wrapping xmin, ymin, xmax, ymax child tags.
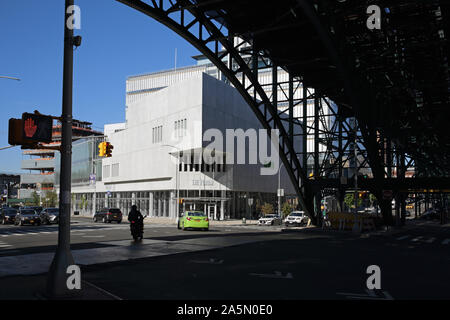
<box><xmin>103</xmin><ymin>165</ymin><xmax>110</xmax><ymax>178</ymax></box>
<box><xmin>174</xmin><ymin>119</ymin><xmax>187</xmax><ymax>138</ymax></box>
<box><xmin>153</xmin><ymin>125</ymin><xmax>163</xmax><ymax>144</ymax></box>
<box><xmin>112</xmin><ymin>163</ymin><xmax>119</xmax><ymax>177</ymax></box>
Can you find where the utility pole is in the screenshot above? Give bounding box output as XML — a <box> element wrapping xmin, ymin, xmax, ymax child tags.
<box><xmin>278</xmin><ymin>163</ymin><xmax>284</xmax><ymax>217</ymax></box>
<box><xmin>46</xmin><ymin>0</ymin><xmax>78</xmax><ymax>298</ymax></box>
<box><xmin>352</xmin><ymin>118</ymin><xmax>360</xmax><ymax>233</ymax></box>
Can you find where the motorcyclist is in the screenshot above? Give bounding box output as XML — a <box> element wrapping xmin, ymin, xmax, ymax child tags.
<box><xmin>128</xmin><ymin>205</ymin><xmax>144</xmax><ymax>240</ymax></box>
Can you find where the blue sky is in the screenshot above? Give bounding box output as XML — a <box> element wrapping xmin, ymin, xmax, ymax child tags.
<box><xmin>0</xmin><ymin>0</ymin><xmax>200</xmax><ymax>174</ymax></box>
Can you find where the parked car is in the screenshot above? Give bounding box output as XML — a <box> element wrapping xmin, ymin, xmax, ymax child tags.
<box><xmin>40</xmin><ymin>208</ymin><xmax>59</xmax><ymax>225</ymax></box>
<box><xmin>178</xmin><ymin>211</ymin><xmax>209</xmax><ymax>231</ymax></box>
<box><xmin>23</xmin><ymin>206</ymin><xmax>43</xmax><ymax>214</ymax></box>
<box><xmin>15</xmin><ymin>208</ymin><xmax>41</xmax><ymax>226</ymax></box>
<box><xmin>420</xmin><ymin>209</ymin><xmax>440</xmax><ymax>220</ymax></box>
<box><xmin>284</xmin><ymin>211</ymin><xmax>308</xmax><ymax>227</ymax></box>
<box><xmin>258</xmin><ymin>214</ymin><xmax>282</xmax><ymax>226</ymax></box>
<box><xmin>93</xmin><ymin>208</ymin><xmax>123</xmax><ymax>223</ymax></box>
<box><xmin>1</xmin><ymin>207</ymin><xmax>18</xmax><ymax>225</ymax></box>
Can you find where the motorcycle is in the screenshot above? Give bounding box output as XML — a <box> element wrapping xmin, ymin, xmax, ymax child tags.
<box><xmin>130</xmin><ymin>216</ymin><xmax>145</xmax><ymax>241</ymax></box>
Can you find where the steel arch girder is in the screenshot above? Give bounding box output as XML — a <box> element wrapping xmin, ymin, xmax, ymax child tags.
<box><xmin>116</xmin><ymin>0</ymin><xmax>313</xmax><ymax>217</ymax></box>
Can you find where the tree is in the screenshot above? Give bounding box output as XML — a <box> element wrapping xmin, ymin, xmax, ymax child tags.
<box><xmin>45</xmin><ymin>190</ymin><xmax>58</xmax><ymax>208</ymax></box>
<box><xmin>261</xmin><ymin>203</ymin><xmax>274</xmax><ymax>215</ymax></box>
<box><xmin>281</xmin><ymin>202</ymin><xmax>293</xmax><ymax>218</ymax></box>
<box><xmin>344</xmin><ymin>193</ymin><xmax>362</xmax><ymax>210</ymax></box>
<box><xmin>31</xmin><ymin>191</ymin><xmax>40</xmax><ymax>206</ymax></box>
<box><xmin>369</xmin><ymin>193</ymin><xmax>377</xmax><ymax>206</ymax></box>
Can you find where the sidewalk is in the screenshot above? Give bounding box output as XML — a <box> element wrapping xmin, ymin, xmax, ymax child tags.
<box><xmin>0</xmin><ymin>274</ymin><xmax>118</xmax><ymax>300</ymax></box>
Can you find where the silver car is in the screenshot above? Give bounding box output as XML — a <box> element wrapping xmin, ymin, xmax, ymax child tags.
<box><xmin>40</xmin><ymin>208</ymin><xmax>59</xmax><ymax>225</ymax></box>
<box><xmin>258</xmin><ymin>214</ymin><xmax>282</xmax><ymax>226</ymax></box>
<box><xmin>284</xmin><ymin>211</ymin><xmax>308</xmax><ymax>227</ymax></box>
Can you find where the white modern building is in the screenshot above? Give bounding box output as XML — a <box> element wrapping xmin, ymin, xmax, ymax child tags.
<box><xmin>64</xmin><ymin>51</ymin><xmax>336</xmax><ymax>220</ymax></box>
<box><xmin>67</xmin><ymin>72</ymin><xmax>298</xmax><ymax>220</ymax></box>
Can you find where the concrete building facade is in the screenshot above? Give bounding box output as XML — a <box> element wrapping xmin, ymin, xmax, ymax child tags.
<box><xmin>66</xmin><ymin>73</ymin><xmax>298</xmax><ymax>219</ymax></box>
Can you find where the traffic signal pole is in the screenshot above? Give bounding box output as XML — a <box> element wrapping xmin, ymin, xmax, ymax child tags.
<box><xmin>46</xmin><ymin>0</ymin><xmax>78</xmax><ymax>298</ymax></box>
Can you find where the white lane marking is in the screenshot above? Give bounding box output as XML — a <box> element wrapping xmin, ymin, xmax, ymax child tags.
<box><xmin>425</xmin><ymin>237</ymin><xmax>436</xmax><ymax>244</ymax></box>
<box><xmin>396</xmin><ymin>235</ymin><xmax>410</xmax><ymax>241</ymax></box>
<box><xmin>337</xmin><ymin>290</ymin><xmax>394</xmax><ymax>300</ymax></box>
<box><xmin>411</xmin><ymin>236</ymin><xmax>424</xmax><ymax>242</ymax></box>
<box><xmin>81</xmin><ymin>235</ymin><xmax>105</xmax><ymax>238</ymax></box>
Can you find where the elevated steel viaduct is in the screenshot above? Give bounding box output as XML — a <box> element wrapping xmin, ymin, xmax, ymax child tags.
<box><xmin>116</xmin><ymin>0</ymin><xmax>450</xmax><ymax>226</ymax></box>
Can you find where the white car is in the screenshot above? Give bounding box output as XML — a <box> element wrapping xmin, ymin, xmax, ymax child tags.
<box><xmin>258</xmin><ymin>214</ymin><xmax>282</xmax><ymax>226</ymax></box>
<box><xmin>284</xmin><ymin>211</ymin><xmax>308</xmax><ymax>227</ymax></box>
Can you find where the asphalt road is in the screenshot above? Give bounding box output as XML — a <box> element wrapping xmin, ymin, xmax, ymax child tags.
<box><xmin>0</xmin><ymin>217</ymin><xmax>281</xmax><ymax>255</ymax></box>
<box><xmin>0</xmin><ymin>218</ymin><xmax>449</xmax><ymax>300</ymax></box>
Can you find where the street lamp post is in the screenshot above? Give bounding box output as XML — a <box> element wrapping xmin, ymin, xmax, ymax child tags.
<box><xmin>0</xmin><ymin>76</ymin><xmax>21</xmax><ymax>81</ymax></box>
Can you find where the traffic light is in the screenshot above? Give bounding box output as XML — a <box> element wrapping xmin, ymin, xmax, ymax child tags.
<box><xmin>9</xmin><ymin>113</ymin><xmax>53</xmax><ymax>146</ymax></box>
<box><xmin>8</xmin><ymin>119</ymin><xmax>29</xmax><ymax>146</ymax></box>
<box><xmin>21</xmin><ymin>113</ymin><xmax>53</xmax><ymax>143</ymax></box>
<box><xmin>98</xmin><ymin>142</ymin><xmax>106</xmax><ymax>157</ymax></box>
<box><xmin>105</xmin><ymin>142</ymin><xmax>114</xmax><ymax>157</ymax></box>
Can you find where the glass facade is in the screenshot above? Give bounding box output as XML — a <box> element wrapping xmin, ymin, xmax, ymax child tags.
<box><xmin>54</xmin><ymin>137</ymin><xmax>103</xmax><ymax>187</ymax></box>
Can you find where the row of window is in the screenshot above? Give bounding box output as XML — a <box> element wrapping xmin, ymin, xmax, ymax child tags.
<box><xmin>179</xmin><ymin>163</ymin><xmax>226</xmax><ymax>173</ymax></box>
<box><xmin>103</xmin><ymin>163</ymin><xmax>120</xmax><ymax>178</ymax></box>
<box><xmin>152</xmin><ymin>126</ymin><xmax>163</xmax><ymax>144</ymax></box>
<box><xmin>174</xmin><ymin>119</ymin><xmax>187</xmax><ymax>138</ymax></box>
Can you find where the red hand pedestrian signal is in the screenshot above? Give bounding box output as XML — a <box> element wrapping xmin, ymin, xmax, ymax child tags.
<box><xmin>24</xmin><ymin>118</ymin><xmax>37</xmax><ymax>138</ymax></box>
<box><xmin>21</xmin><ymin>113</ymin><xmax>53</xmax><ymax>143</ymax></box>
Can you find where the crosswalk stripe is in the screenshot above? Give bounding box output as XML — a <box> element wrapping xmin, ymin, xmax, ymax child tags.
<box><xmin>411</xmin><ymin>236</ymin><xmax>423</xmax><ymax>242</ymax></box>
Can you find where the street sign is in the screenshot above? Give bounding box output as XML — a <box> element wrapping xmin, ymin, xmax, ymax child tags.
<box><xmin>277</xmin><ymin>189</ymin><xmax>284</xmax><ymax>197</ymax></box>
<box><xmin>248</xmin><ymin>198</ymin><xmax>253</xmax><ymax>206</ymax></box>
<box><xmin>89</xmin><ymin>174</ymin><xmax>96</xmax><ymax>185</ymax></box>
<box><xmin>22</xmin><ymin>113</ymin><xmax>53</xmax><ymax>143</ymax></box>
